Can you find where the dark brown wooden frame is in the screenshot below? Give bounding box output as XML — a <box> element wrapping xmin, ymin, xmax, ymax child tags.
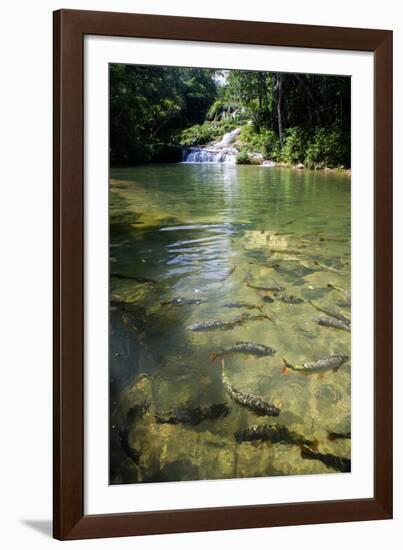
<box><xmin>53</xmin><ymin>9</ymin><xmax>393</xmax><ymax>540</ymax></box>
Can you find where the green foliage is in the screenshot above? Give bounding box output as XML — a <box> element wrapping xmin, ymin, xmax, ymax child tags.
<box><xmin>304</xmin><ymin>127</ymin><xmax>350</xmax><ymax>169</ymax></box>
<box><xmin>225</xmin><ymin>71</ymin><xmax>350</xmax><ymax>167</ymax></box>
<box><xmin>206</xmin><ymin>100</ymin><xmax>228</xmax><ymax>121</ymax></box>
<box><xmin>178</xmin><ymin>123</ymin><xmax>217</xmax><ymax>146</ymax></box>
<box><xmin>281</xmin><ymin>127</ymin><xmax>307</xmax><ymax>164</ymax></box>
<box><xmin>226</xmin><ymin>71</ymin><xmax>274</xmax><ymax>131</ymax></box>
<box><xmin>180</xmin><ymin>69</ymin><xmax>218</xmax><ymax>124</ymax></box>
<box><xmin>110</xmin><ymin>64</ymin><xmax>217</xmax><ymax>164</ymax></box>
<box><xmin>178</xmin><ymin>120</ymin><xmax>239</xmax><ymax>146</ymax></box>
<box><xmin>236</xmin><ymin>150</ymin><xmax>251</xmax><ymax>165</ymax></box>
<box><xmin>213</xmin><ymin>120</ymin><xmax>240</xmax><ymax>135</ymax></box>
<box><xmin>239</xmin><ymin>126</ymin><xmax>280</xmax><ymax>159</ymax></box>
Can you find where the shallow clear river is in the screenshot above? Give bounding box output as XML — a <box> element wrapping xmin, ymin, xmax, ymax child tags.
<box><xmin>109</xmin><ymin>164</ymin><xmax>351</xmax><ymax>484</ymax></box>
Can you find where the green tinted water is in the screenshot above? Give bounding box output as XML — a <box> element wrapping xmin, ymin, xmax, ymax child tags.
<box><xmin>109</xmin><ymin>164</ymin><xmax>351</xmax><ymax>484</ymax></box>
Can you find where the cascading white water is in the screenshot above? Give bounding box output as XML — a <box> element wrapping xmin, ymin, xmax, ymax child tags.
<box><xmin>183</xmin><ymin>147</ymin><xmax>237</xmax><ymax>164</ymax></box>
<box><xmin>215</xmin><ymin>127</ymin><xmax>241</xmax><ymax>147</ymax></box>
<box><xmin>182</xmin><ymin>127</ymin><xmax>241</xmax><ymax>164</ymax></box>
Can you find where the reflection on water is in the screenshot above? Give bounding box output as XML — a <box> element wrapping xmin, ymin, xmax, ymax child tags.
<box><xmin>109</xmin><ymin>164</ymin><xmax>351</xmax><ymax>484</ymax></box>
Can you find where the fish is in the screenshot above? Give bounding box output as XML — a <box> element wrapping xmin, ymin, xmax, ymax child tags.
<box><xmin>235</xmin><ymin>424</ymin><xmax>317</xmax><ymax>450</ymax></box>
<box><xmin>187</xmin><ymin>313</ymin><xmax>272</xmax><ymax>332</ymax></box>
<box><xmin>187</xmin><ymin>319</ymin><xmax>237</xmax><ymax>331</ymax></box>
<box><xmin>314</xmin><ymin>261</ymin><xmax>344</xmax><ymax>276</ymax></box>
<box><xmin>209</xmin><ymin>341</ymin><xmax>276</xmax><ymax>362</ymax></box>
<box><xmin>279</xmin><ymin>294</ymin><xmax>304</xmax><ymax>304</ymax></box>
<box><xmin>222</xmin><ymin>302</ymin><xmax>262</xmax><ymax>311</ymax></box>
<box><xmin>155</xmin><ymin>403</ymin><xmax>230</xmax><ymax>426</ymax></box>
<box><xmin>221</xmin><ymin>360</ymin><xmax>281</xmax><ymax>416</ymax></box>
<box><xmin>118</xmin><ymin>427</ymin><xmax>141</xmax><ymax>464</ymax></box>
<box><xmin>259</xmin><ymin>292</ymin><xmax>274</xmax><ymax>303</ymax></box>
<box><xmin>300</xmin><ymin>446</ymin><xmax>351</xmax><ymax>473</ymax></box>
<box><xmin>314</xmin><ymin>316</ymin><xmax>351</xmax><ymax>332</ymax></box>
<box><xmin>308</xmin><ymin>300</ymin><xmax>351</xmax><ymax>324</ymax></box>
<box><xmin>328</xmin><ymin>282</ymin><xmax>351</xmax><ymax>302</ymax></box>
<box><xmin>282</xmin><ymin>354</ymin><xmax>349</xmax><ymax>374</ymax></box>
<box><xmin>160</xmin><ymin>296</ymin><xmax>208</xmax><ymax>306</ymax></box>
<box><xmin>327</xmin><ymin>431</ymin><xmax>351</xmax><ymax>441</ymax></box>
<box><xmin>247</xmin><ymin>281</ymin><xmax>285</xmax><ymax>292</ymax></box>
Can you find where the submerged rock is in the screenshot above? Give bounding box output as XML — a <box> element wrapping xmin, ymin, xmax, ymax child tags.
<box><xmin>315</xmin><ymin>384</ymin><xmax>343</xmax><ymax>404</ymax></box>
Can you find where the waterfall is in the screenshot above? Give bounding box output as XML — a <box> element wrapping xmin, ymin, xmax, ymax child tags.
<box><xmin>182</xmin><ymin>127</ymin><xmax>241</xmax><ymax>164</ymax></box>
<box><xmin>183</xmin><ymin>147</ymin><xmax>237</xmax><ymax>164</ymax></box>
<box><xmin>215</xmin><ymin>127</ymin><xmax>241</xmax><ymax>147</ymax></box>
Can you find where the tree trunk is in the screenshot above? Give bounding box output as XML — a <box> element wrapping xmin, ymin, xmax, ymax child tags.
<box><xmin>276</xmin><ymin>74</ymin><xmax>284</xmax><ymax>146</ymax></box>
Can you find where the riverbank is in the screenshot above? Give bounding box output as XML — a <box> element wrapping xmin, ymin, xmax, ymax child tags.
<box><xmin>110</xmin><ymin>123</ymin><xmax>351</xmax><ymax>175</ymax></box>
<box><xmin>179</xmin><ymin>124</ymin><xmax>350</xmax><ymax>174</ymax></box>
<box><xmin>178</xmin><ymin>119</ymin><xmax>350</xmax><ymax>170</ymax></box>
<box><xmin>110</xmin><ymin>160</ymin><xmax>351</xmax><ymax>176</ymax></box>
<box><xmin>262</xmin><ymin>161</ymin><xmax>351</xmax><ymax>175</ymax></box>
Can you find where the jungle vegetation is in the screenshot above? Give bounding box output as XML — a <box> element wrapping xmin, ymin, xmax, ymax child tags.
<box><xmin>110</xmin><ymin>64</ymin><xmax>350</xmax><ymax>169</ymax></box>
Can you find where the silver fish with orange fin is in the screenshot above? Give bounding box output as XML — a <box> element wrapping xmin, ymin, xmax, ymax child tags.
<box><xmin>282</xmin><ymin>355</ymin><xmax>349</xmax><ymax>375</ymax></box>
<box><xmin>209</xmin><ymin>341</ymin><xmax>276</xmax><ymax>362</ymax></box>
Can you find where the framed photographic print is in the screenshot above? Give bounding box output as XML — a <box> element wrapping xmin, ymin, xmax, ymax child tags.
<box><xmin>53</xmin><ymin>9</ymin><xmax>393</xmax><ymax>540</ymax></box>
